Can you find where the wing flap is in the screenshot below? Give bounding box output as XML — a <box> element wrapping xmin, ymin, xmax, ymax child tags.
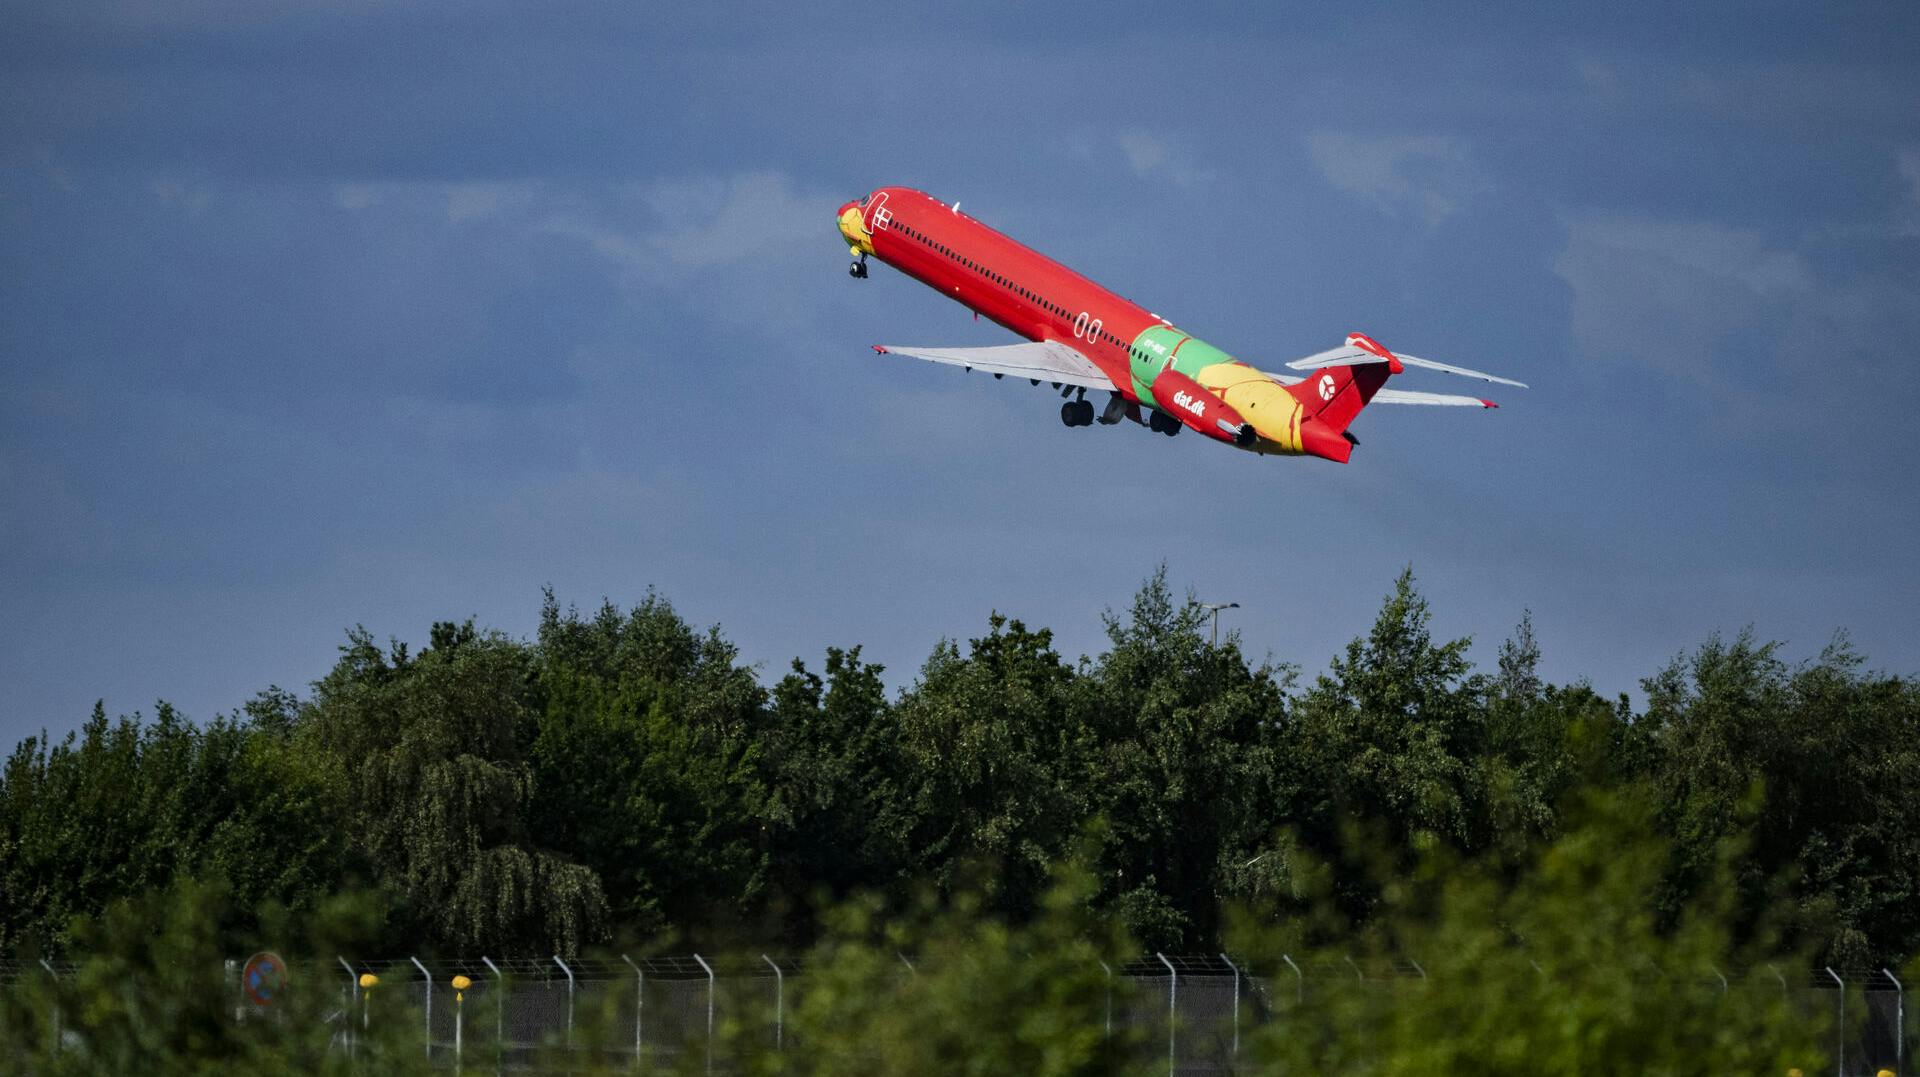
<box><xmin>872</xmin><ymin>341</ymin><xmax>1115</xmax><ymax>392</ymax></box>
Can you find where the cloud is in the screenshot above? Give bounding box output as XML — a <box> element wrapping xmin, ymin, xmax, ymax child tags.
<box><xmin>1305</xmin><ymin>131</ymin><xmax>1483</xmax><ymax>227</ymax></box>
<box><xmin>1900</xmin><ymin>149</ymin><xmax>1920</xmax><ymax>234</ymax></box>
<box><xmin>445</xmin><ymin>181</ymin><xmax>535</xmax><ymax>223</ymax></box>
<box><xmin>1553</xmin><ymin>214</ymin><xmax>1812</xmax><ymax>374</ymax></box>
<box><xmin>1114</xmin><ymin>129</ymin><xmax>1214</xmax><ymax>188</ymax></box>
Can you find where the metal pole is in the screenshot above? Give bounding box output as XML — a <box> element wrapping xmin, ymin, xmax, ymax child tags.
<box><xmin>1282</xmin><ymin>954</ymin><xmax>1303</xmax><ymax>1004</ymax></box>
<box><xmin>1410</xmin><ymin>959</ymin><xmax>1427</xmax><ymax>982</ymax></box>
<box><xmin>481</xmin><ymin>957</ymin><xmax>504</xmax><ymax>1074</ymax></box>
<box><xmin>338</xmin><ymin>957</ymin><xmax>357</xmax><ymax>1060</ymax></box>
<box><xmin>1220</xmin><ymin>953</ymin><xmax>1240</xmax><ymax>1059</ymax></box>
<box><xmin>1826</xmin><ymin>967</ymin><xmax>1843</xmax><ymax>1077</ymax></box>
<box><xmin>455</xmin><ymin>979</ymin><xmax>464</xmax><ymax>1072</ymax></box>
<box><xmin>1771</xmin><ymin>965</ymin><xmax>1788</xmax><ymax>997</ymax></box>
<box><xmin>622</xmin><ymin>955</ymin><xmax>644</xmax><ymax>1067</ymax></box>
<box><xmin>694</xmin><ymin>953</ymin><xmax>716</xmax><ymax>1077</ymax></box>
<box><xmin>1098</xmin><ymin>960</ymin><xmax>1113</xmax><ymax>1041</ymax></box>
<box><xmin>40</xmin><ymin>959</ymin><xmax>61</xmax><ymax>1053</ymax></box>
<box><xmin>898</xmin><ymin>951</ymin><xmax>916</xmax><ymax>976</ymax></box>
<box><xmin>411</xmin><ymin>957</ymin><xmax>433</xmax><ymax>1061</ymax></box>
<box><xmin>1885</xmin><ymin>968</ymin><xmax>1904</xmax><ymax>1077</ymax></box>
<box><xmin>553</xmin><ymin>956</ymin><xmax>575</xmax><ymax>1048</ymax></box>
<box><xmin>762</xmin><ymin>955</ymin><xmax>784</xmax><ymax>1052</ymax></box>
<box><xmin>1157</xmin><ymin>952</ymin><xmax>1177</xmax><ymax>1077</ymax></box>
<box><xmin>1711</xmin><ymin>963</ymin><xmax>1727</xmax><ymax>994</ymax></box>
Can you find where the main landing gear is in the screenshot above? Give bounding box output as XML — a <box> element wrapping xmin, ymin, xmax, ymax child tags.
<box><xmin>1059</xmin><ymin>398</ymin><xmax>1096</xmax><ymax>427</ymax></box>
<box><xmin>1147</xmin><ymin>409</ymin><xmax>1180</xmax><ymax>437</ymax></box>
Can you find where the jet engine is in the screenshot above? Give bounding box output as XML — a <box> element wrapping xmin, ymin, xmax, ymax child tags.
<box><xmin>1149</xmin><ymin>367</ymin><xmax>1255</xmax><ymax>446</ymax></box>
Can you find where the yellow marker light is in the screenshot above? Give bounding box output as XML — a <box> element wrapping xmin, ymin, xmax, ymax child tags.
<box><xmin>451</xmin><ymin>974</ymin><xmax>472</xmax><ymax>991</ymax></box>
<box><xmin>358</xmin><ymin>972</ymin><xmax>378</xmax><ymax>989</ymax></box>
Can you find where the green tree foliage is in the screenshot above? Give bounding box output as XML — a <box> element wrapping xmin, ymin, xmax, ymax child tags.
<box><xmin>303</xmin><ymin>621</ymin><xmax>606</xmax><ymax>954</ymax></box>
<box><xmin>889</xmin><ymin>614</ymin><xmax>1089</xmax><ymax>925</ymax></box>
<box><xmin>526</xmin><ymin>591</ymin><xmax>770</xmax><ymax>940</ymax></box>
<box><xmin>2</xmin><ymin>569</ymin><xmax>1917</xmax><ymax>979</ymax></box>
<box><xmin>1235</xmin><ymin>792</ymin><xmax>1828</xmax><ymax>1075</ymax></box>
<box><xmin>1081</xmin><ymin>568</ymin><xmax>1290</xmax><ymax>950</ymax></box>
<box><xmin>0</xmin><ymin>702</ymin><xmax>345</xmax><ymax>954</ymax></box>
<box><xmin>762</xmin><ymin>645</ymin><xmax>908</xmax><ymax>930</ymax></box>
<box><xmin>1640</xmin><ymin>630</ymin><xmax>1920</xmax><ymax>964</ymax></box>
<box><xmin>759</xmin><ymin>862</ymin><xmax>1135</xmax><ymax>1077</ymax></box>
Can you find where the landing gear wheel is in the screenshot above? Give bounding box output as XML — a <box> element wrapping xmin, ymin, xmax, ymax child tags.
<box><xmin>1073</xmin><ymin>400</ymin><xmax>1095</xmax><ymax>426</ymax></box>
<box><xmin>848</xmin><ymin>260</ymin><xmax>868</xmax><ymax>279</ymax></box>
<box><xmin>1061</xmin><ymin>401</ymin><xmax>1079</xmax><ymax>427</ymax></box>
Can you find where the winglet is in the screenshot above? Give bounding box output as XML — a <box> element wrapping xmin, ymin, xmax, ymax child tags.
<box><xmin>1347</xmin><ymin>332</ymin><xmax>1404</xmax><ymax>375</ymax></box>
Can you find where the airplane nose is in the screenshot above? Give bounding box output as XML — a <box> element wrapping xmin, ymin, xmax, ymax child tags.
<box><xmin>837</xmin><ymin>199</ymin><xmax>872</xmax><ymax>255</ymax></box>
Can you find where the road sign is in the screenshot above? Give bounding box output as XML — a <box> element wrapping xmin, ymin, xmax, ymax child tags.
<box><xmin>242</xmin><ymin>951</ymin><xmax>288</xmax><ymax>1007</ymax></box>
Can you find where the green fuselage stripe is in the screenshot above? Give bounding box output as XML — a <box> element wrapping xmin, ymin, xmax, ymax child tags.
<box><xmin>1126</xmin><ymin>325</ymin><xmax>1236</xmax><ymax>410</ymax></box>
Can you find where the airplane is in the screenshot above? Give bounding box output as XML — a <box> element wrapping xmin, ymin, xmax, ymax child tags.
<box><xmin>835</xmin><ymin>186</ymin><xmax>1526</xmax><ymax>463</ymax></box>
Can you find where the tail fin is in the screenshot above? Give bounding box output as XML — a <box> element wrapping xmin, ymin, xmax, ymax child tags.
<box><xmin>1284</xmin><ymin>332</ymin><xmax>1402</xmax><ymax>434</ymax></box>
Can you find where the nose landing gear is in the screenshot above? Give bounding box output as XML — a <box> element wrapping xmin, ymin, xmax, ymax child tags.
<box><xmin>848</xmin><ymin>248</ymin><xmax>869</xmax><ymax>279</ymax></box>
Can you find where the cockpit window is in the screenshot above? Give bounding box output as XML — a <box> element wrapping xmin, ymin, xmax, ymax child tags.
<box><xmin>859</xmin><ymin>193</ymin><xmax>870</xmax><ymax>207</ymax></box>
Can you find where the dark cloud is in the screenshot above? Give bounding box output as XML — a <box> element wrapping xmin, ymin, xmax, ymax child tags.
<box><xmin>3</xmin><ymin>3</ymin><xmax>1918</xmax><ymax>738</ymax></box>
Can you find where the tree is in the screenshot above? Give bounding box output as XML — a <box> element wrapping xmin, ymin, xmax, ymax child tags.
<box><xmin>303</xmin><ymin>623</ymin><xmax>605</xmax><ymax>954</ymax></box>
<box><xmin>890</xmin><ymin>614</ymin><xmax>1090</xmax><ymax>924</ymax></box>
<box><xmin>1286</xmin><ymin>569</ymin><xmax>1490</xmax><ymax>923</ymax></box>
<box><xmin>1084</xmin><ymin>568</ymin><xmax>1292</xmax><ymax>950</ymax></box>
<box><xmin>526</xmin><ymin>593</ymin><xmax>770</xmax><ymax>941</ymax></box>
<box><xmin>761</xmin><ymin>645</ymin><xmax>910</xmax><ymax>935</ymax></box>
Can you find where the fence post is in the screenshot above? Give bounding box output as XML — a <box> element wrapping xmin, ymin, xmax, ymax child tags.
<box><xmin>1156</xmin><ymin>952</ymin><xmax>1177</xmax><ymax>1077</ymax></box>
<box><xmin>1826</xmin><ymin>967</ymin><xmax>1844</xmax><ymax>1077</ymax></box>
<box><xmin>1885</xmin><ymin>968</ymin><xmax>1904</xmax><ymax>1077</ymax></box>
<box><xmin>1098</xmin><ymin>960</ymin><xmax>1113</xmax><ymax>1041</ymax></box>
<box><xmin>411</xmin><ymin>957</ymin><xmax>433</xmax><ymax>1061</ymax></box>
<box><xmin>481</xmin><ymin>957</ymin><xmax>504</xmax><ymax>1074</ymax></box>
<box><xmin>553</xmin><ymin>955</ymin><xmax>575</xmax><ymax>1048</ymax></box>
<box><xmin>1220</xmin><ymin>953</ymin><xmax>1241</xmax><ymax>1059</ymax></box>
<box><xmin>1282</xmin><ymin>954</ymin><xmax>1303</xmax><ymax>1004</ymax></box>
<box><xmin>694</xmin><ymin>953</ymin><xmax>715</xmax><ymax>1077</ymax></box>
<box><xmin>762</xmin><ymin>955</ymin><xmax>784</xmax><ymax>1052</ymax></box>
<box><xmin>39</xmin><ymin>959</ymin><xmax>61</xmax><ymax>1052</ymax></box>
<box><xmin>338</xmin><ymin>957</ymin><xmax>357</xmax><ymax>1059</ymax></box>
<box><xmin>621</xmin><ymin>955</ymin><xmax>643</xmax><ymax>1068</ymax></box>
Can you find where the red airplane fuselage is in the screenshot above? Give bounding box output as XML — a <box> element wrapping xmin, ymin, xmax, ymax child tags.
<box><xmin>836</xmin><ymin>187</ymin><xmax>1157</xmax><ymax>406</ymax></box>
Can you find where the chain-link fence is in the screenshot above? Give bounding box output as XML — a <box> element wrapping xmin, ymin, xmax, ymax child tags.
<box><xmin>7</xmin><ymin>955</ymin><xmax>1911</xmax><ymax>1074</ymax></box>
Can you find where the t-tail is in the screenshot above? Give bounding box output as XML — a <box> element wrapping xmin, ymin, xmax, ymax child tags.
<box><xmin>1283</xmin><ymin>333</ymin><xmax>1403</xmax><ymax>463</ymax></box>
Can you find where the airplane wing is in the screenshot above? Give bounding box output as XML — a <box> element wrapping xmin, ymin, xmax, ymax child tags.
<box><xmin>871</xmin><ymin>341</ymin><xmax>1116</xmax><ymax>392</ymax></box>
<box><xmin>1284</xmin><ymin>345</ymin><xmax>1528</xmax><ymax>388</ymax></box>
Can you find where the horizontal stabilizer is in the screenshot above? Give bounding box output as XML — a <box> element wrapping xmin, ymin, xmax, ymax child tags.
<box><xmin>1284</xmin><ymin>345</ymin><xmax>1527</xmax><ymax>388</ymax></box>
<box><xmin>1371</xmin><ymin>388</ymin><xmax>1499</xmax><ymax>408</ymax></box>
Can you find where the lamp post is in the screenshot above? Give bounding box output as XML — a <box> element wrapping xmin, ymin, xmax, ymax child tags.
<box><xmin>1200</xmin><ymin>602</ymin><xmax>1240</xmax><ymax>647</ymax></box>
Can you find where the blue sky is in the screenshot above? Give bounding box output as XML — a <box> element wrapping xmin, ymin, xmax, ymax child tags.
<box><xmin>4</xmin><ymin>2</ymin><xmax>1917</xmax><ymax>742</ymax></box>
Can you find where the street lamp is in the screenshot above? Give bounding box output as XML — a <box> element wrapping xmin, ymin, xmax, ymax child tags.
<box><xmin>1200</xmin><ymin>602</ymin><xmax>1240</xmax><ymax>647</ymax></box>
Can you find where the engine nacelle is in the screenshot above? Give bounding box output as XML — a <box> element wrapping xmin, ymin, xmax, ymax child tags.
<box><xmin>1150</xmin><ymin>367</ymin><xmax>1254</xmax><ymax>446</ymax></box>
